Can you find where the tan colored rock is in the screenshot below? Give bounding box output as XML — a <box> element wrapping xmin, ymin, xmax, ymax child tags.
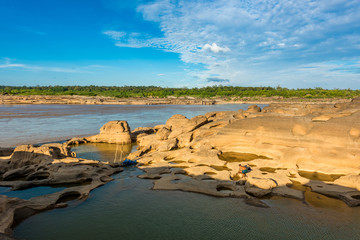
<box><xmin>156</xmin><ymin>127</ymin><xmax>171</xmax><ymax>140</ymax></box>
<box><xmin>157</xmin><ymin>138</ymin><xmax>178</xmax><ymax>152</ymax></box>
<box><xmin>246</xmin><ymin>105</ymin><xmax>261</xmax><ymax>113</ymax></box>
<box><xmin>87</xmin><ymin>120</ymin><xmax>132</xmax><ymax>144</ymax></box>
<box><xmin>349</xmin><ymin>128</ymin><xmax>360</xmax><ymax>140</ymax></box>
<box><xmin>244</xmin><ymin>177</ymin><xmax>277</xmax><ymax>197</ymax></box>
<box><xmin>8</xmin><ymin>144</ymin><xmax>72</xmax><ymax>169</ymax></box>
<box><xmin>165</xmin><ymin>114</ymin><xmax>189</xmax><ymax>131</ymax></box>
<box><xmin>65</xmin><ymin>137</ymin><xmax>87</xmax><ymax>145</ymax></box>
<box><xmin>153</xmin><ymin>124</ymin><xmax>165</xmax><ymax>131</ymax></box>
<box><xmin>126</xmin><ymin>101</ymin><xmax>360</xmax><ymax>207</ymax></box>
<box><xmin>188</xmin><ymin>115</ymin><xmax>208</xmax><ymax>131</ymax></box>
<box><xmin>334</xmin><ymin>174</ymin><xmax>360</xmax><ymax>191</ymax></box>
<box><xmin>177</xmin><ymin>132</ymin><xmax>193</xmax><ymax>148</ymax></box>
<box><xmin>131</xmin><ymin>127</ymin><xmax>155</xmax><ymax>142</ymax></box>
<box><xmin>166</xmin><ymin>115</ymin><xmax>208</xmax><ymax>139</ymax></box>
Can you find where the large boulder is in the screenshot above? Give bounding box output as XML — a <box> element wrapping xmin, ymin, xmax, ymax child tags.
<box><xmin>8</xmin><ymin>144</ymin><xmax>72</xmax><ymax>169</ymax></box>
<box><xmin>165</xmin><ymin>114</ymin><xmax>189</xmax><ymax>131</ymax></box>
<box><xmin>156</xmin><ymin>127</ymin><xmax>171</xmax><ymax>140</ymax></box>
<box><xmin>87</xmin><ymin>121</ymin><xmax>132</xmax><ymax>144</ymax></box>
<box><xmin>244</xmin><ymin>177</ymin><xmax>277</xmax><ymax>197</ymax></box>
<box><xmin>167</xmin><ymin>114</ymin><xmax>208</xmax><ymax>139</ymax></box>
<box><xmin>246</xmin><ymin>105</ymin><xmax>261</xmax><ymax>113</ymax></box>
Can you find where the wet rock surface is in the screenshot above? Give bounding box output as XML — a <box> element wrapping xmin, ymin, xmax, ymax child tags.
<box><xmin>0</xmin><ymin>143</ymin><xmax>123</xmax><ymax>236</ymax></box>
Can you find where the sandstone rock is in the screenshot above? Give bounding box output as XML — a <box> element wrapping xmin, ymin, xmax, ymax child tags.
<box><xmin>66</xmin><ymin>137</ymin><xmax>87</xmax><ymax>145</ymax></box>
<box><xmin>334</xmin><ymin>174</ymin><xmax>360</xmax><ymax>190</ymax></box>
<box><xmin>87</xmin><ymin>121</ymin><xmax>132</xmax><ymax>144</ymax></box>
<box><xmin>311</xmin><ymin>115</ymin><xmax>332</xmax><ymax>122</ymax></box>
<box><xmin>153</xmin><ymin>124</ymin><xmax>165</xmax><ymax>131</ymax></box>
<box><xmin>244</xmin><ymin>177</ymin><xmax>277</xmax><ymax>197</ymax></box>
<box><xmin>246</xmin><ymin>105</ymin><xmax>261</xmax><ymax>113</ymax></box>
<box><xmin>0</xmin><ymin>148</ymin><xmax>14</xmax><ymax>157</ymax></box>
<box><xmin>165</xmin><ymin>114</ymin><xmax>189</xmax><ymax>131</ymax></box>
<box><xmin>131</xmin><ymin>127</ymin><xmax>155</xmax><ymax>142</ymax></box>
<box><xmin>188</xmin><ymin>115</ymin><xmax>208</xmax><ymax>131</ymax></box>
<box><xmin>177</xmin><ymin>132</ymin><xmax>193</xmax><ymax>148</ymax></box>
<box><xmin>156</xmin><ymin>127</ymin><xmax>171</xmax><ymax>140</ymax></box>
<box><xmin>8</xmin><ymin>144</ymin><xmax>71</xmax><ymax>169</ymax></box>
<box><xmin>349</xmin><ymin>128</ymin><xmax>360</xmax><ymax>140</ymax></box>
<box><xmin>0</xmin><ymin>146</ymin><xmax>124</xmax><ymax>236</ymax></box>
<box><xmin>157</xmin><ymin>138</ymin><xmax>178</xmax><ymax>152</ymax></box>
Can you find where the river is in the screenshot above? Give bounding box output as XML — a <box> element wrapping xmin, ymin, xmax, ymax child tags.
<box><xmin>1</xmin><ymin>104</ymin><xmax>360</xmax><ymax>240</ymax></box>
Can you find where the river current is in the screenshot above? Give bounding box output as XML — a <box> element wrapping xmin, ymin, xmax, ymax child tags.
<box><xmin>1</xmin><ymin>104</ymin><xmax>360</xmax><ymax>240</ymax></box>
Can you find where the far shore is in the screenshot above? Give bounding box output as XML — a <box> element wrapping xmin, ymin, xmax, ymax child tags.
<box><xmin>0</xmin><ymin>94</ymin><xmax>352</xmax><ymax>105</ymax></box>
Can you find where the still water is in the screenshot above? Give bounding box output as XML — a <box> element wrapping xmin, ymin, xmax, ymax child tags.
<box><xmin>0</xmin><ymin>104</ymin><xmax>260</xmax><ymax>147</ymax></box>
<box><xmin>1</xmin><ymin>104</ymin><xmax>360</xmax><ymax>239</ymax></box>
<box><xmin>13</xmin><ymin>143</ymin><xmax>360</xmax><ymax>240</ymax></box>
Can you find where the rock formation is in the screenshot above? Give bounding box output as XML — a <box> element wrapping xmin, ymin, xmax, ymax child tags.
<box><xmin>0</xmin><ymin>143</ymin><xmax>123</xmax><ymax>237</ymax></box>
<box><xmin>87</xmin><ymin>120</ymin><xmax>132</xmax><ymax>144</ymax></box>
<box><xmin>2</xmin><ymin>100</ymin><xmax>360</xmax><ymax>238</ymax></box>
<box><xmin>128</xmin><ymin>102</ymin><xmax>360</xmax><ymax>208</ymax></box>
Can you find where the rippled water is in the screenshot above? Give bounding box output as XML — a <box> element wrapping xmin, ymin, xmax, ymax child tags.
<box><xmin>2</xmin><ymin>104</ymin><xmax>360</xmax><ymax>239</ymax></box>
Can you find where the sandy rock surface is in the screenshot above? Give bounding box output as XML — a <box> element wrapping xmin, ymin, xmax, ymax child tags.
<box><xmin>127</xmin><ymin>101</ymin><xmax>360</xmax><ymax>208</ymax></box>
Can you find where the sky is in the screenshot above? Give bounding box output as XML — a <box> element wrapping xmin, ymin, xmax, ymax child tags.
<box><xmin>0</xmin><ymin>0</ymin><xmax>359</xmax><ymax>89</ymax></box>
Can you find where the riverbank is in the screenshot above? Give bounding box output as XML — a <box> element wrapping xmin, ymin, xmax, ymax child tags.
<box><xmin>1</xmin><ymin>100</ymin><xmax>360</xmax><ymax>239</ymax></box>
<box><xmin>0</xmin><ymin>94</ymin><xmax>352</xmax><ymax>105</ymax></box>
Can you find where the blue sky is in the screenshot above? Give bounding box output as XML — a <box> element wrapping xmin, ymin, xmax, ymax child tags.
<box><xmin>0</xmin><ymin>0</ymin><xmax>359</xmax><ymax>89</ymax></box>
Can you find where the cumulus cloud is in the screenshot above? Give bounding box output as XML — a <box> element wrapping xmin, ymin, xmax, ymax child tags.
<box><xmin>202</xmin><ymin>43</ymin><xmax>230</xmax><ymax>53</ymax></box>
<box><xmin>104</xmin><ymin>0</ymin><xmax>360</xmax><ymax>88</ymax></box>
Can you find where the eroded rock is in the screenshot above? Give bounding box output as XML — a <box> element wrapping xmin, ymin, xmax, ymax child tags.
<box><xmin>87</xmin><ymin>121</ymin><xmax>132</xmax><ymax>144</ymax></box>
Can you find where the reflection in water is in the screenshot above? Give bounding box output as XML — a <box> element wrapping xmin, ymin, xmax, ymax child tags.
<box><xmin>289</xmin><ymin>181</ymin><xmax>350</xmax><ymax>210</ymax></box>
<box><xmin>71</xmin><ymin>143</ymin><xmax>137</xmax><ymax>163</ymax></box>
<box><xmin>0</xmin><ymin>186</ymin><xmax>66</xmax><ymax>200</ymax></box>
<box><xmin>12</xmin><ymin>144</ymin><xmax>360</xmax><ymax>240</ymax></box>
<box><xmin>298</xmin><ymin>170</ymin><xmax>344</xmax><ymax>182</ymax></box>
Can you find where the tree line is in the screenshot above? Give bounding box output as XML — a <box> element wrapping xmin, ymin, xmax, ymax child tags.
<box><xmin>1</xmin><ymin>85</ymin><xmax>359</xmax><ymax>99</ymax></box>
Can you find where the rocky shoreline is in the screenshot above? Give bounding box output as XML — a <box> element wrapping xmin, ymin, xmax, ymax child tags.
<box><xmin>1</xmin><ymin>99</ymin><xmax>360</xmax><ymax>239</ymax></box>
<box><xmin>0</xmin><ymin>94</ymin><xmax>352</xmax><ymax>105</ymax></box>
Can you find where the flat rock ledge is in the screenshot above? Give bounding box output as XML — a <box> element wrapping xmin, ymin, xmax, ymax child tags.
<box><xmin>126</xmin><ymin>101</ymin><xmax>360</xmax><ymax>208</ymax></box>
<box><xmin>0</xmin><ymin>143</ymin><xmax>123</xmax><ymax>237</ymax></box>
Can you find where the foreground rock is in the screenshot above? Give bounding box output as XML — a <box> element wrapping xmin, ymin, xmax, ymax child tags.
<box><xmin>0</xmin><ymin>143</ymin><xmax>123</xmax><ymax>236</ymax></box>
<box><xmin>128</xmin><ymin>101</ymin><xmax>360</xmax><ymax>207</ymax></box>
<box><xmin>86</xmin><ymin>121</ymin><xmax>132</xmax><ymax>144</ymax></box>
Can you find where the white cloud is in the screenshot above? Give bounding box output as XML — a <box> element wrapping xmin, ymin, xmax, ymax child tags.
<box><xmin>202</xmin><ymin>43</ymin><xmax>230</xmax><ymax>53</ymax></box>
<box><xmin>105</xmin><ymin>0</ymin><xmax>360</xmax><ymax>88</ymax></box>
<box><xmin>0</xmin><ymin>59</ymin><xmax>97</xmax><ymax>73</ymax></box>
<box><xmin>103</xmin><ymin>30</ymin><xmax>126</xmax><ymax>40</ymax></box>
